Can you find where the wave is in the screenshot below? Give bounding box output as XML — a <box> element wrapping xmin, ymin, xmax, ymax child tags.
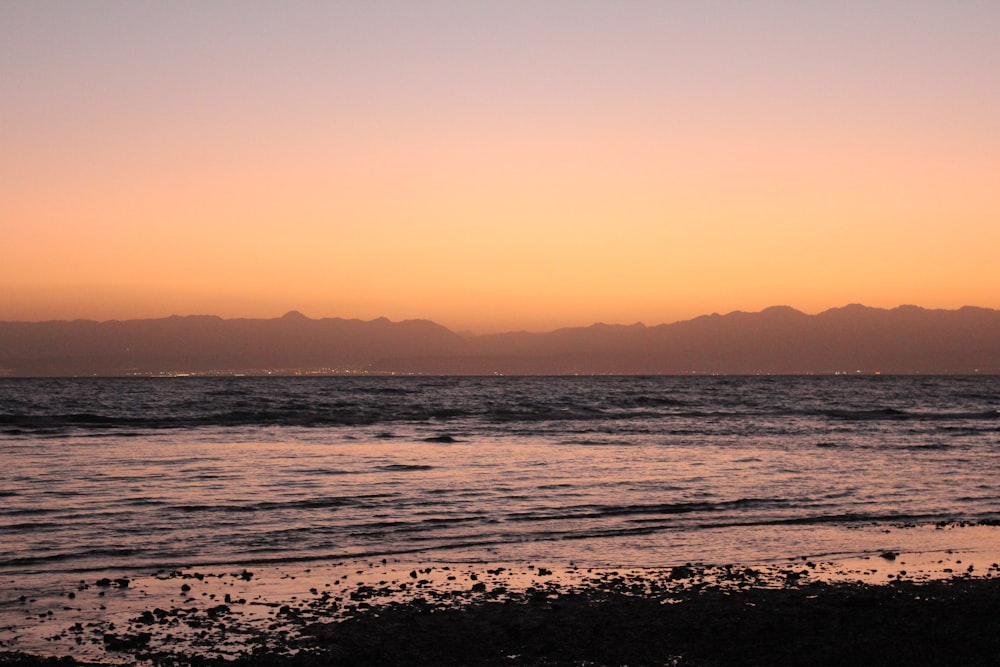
<box><xmin>175</xmin><ymin>493</ymin><xmax>398</xmax><ymax>514</ymax></box>
<box><xmin>822</xmin><ymin>407</ymin><xmax>911</xmax><ymax>421</ymax></box>
<box><xmin>0</xmin><ymin>409</ymin><xmax>410</xmax><ymax>432</ymax></box>
<box><xmin>703</xmin><ymin>511</ymin><xmax>953</xmax><ymax>529</ymax></box>
<box><xmin>504</xmin><ymin>498</ymin><xmax>790</xmax><ymax>523</ymax></box>
<box><xmin>5</xmin><ymin>401</ymin><xmax>994</xmax><ymax>435</ymax></box>
<box><xmin>3</xmin><ymin>521</ymin><xmax>61</xmax><ymax>533</ymax></box>
<box><xmin>819</xmin><ymin>408</ymin><xmax>1000</xmax><ymax>422</ymax></box>
<box><xmin>377</xmin><ymin>463</ymin><xmax>436</xmax><ymax>471</ymax></box>
<box><xmin>0</xmin><ymin>547</ymin><xmax>140</xmax><ymax>569</ymax></box>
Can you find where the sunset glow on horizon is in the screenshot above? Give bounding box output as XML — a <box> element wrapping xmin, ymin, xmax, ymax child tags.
<box><xmin>3</xmin><ymin>1</ymin><xmax>999</xmax><ymax>333</ymax></box>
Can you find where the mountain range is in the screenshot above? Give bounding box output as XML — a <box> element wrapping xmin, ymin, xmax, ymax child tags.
<box><xmin>1</xmin><ymin>305</ymin><xmax>998</xmax><ymax>376</ymax></box>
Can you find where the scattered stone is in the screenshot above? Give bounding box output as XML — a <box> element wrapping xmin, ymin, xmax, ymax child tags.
<box><xmin>102</xmin><ymin>631</ymin><xmax>151</xmax><ymax>651</ymax></box>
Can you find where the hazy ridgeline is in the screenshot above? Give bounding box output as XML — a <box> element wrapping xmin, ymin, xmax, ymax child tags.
<box><xmin>1</xmin><ymin>304</ymin><xmax>999</xmax><ymax>376</ymax></box>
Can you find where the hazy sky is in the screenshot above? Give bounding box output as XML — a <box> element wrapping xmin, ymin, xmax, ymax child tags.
<box><xmin>3</xmin><ymin>1</ymin><xmax>998</xmax><ymax>332</ymax></box>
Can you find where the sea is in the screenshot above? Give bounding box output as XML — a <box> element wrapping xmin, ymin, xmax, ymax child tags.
<box><xmin>2</xmin><ymin>375</ymin><xmax>999</xmax><ymax>581</ymax></box>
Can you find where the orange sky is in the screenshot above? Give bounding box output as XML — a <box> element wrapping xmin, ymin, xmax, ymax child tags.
<box><xmin>3</xmin><ymin>2</ymin><xmax>998</xmax><ymax>332</ymax></box>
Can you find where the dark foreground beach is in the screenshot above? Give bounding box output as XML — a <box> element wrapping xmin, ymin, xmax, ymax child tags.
<box><xmin>4</xmin><ymin>551</ymin><xmax>1000</xmax><ymax>667</ymax></box>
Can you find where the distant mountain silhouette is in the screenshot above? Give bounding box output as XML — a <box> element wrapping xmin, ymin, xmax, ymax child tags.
<box><xmin>0</xmin><ymin>305</ymin><xmax>998</xmax><ymax>376</ymax></box>
<box><xmin>0</xmin><ymin>313</ymin><xmax>462</xmax><ymax>376</ymax></box>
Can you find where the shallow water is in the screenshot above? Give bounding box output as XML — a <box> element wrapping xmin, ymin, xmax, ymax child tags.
<box><xmin>2</xmin><ymin>376</ymin><xmax>999</xmax><ymax>576</ymax></box>
<box><xmin>3</xmin><ymin>375</ymin><xmax>1000</xmax><ymax>660</ymax></box>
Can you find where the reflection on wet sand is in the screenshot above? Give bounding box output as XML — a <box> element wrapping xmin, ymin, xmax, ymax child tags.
<box><xmin>3</xmin><ymin>533</ymin><xmax>1000</xmax><ymax>665</ymax></box>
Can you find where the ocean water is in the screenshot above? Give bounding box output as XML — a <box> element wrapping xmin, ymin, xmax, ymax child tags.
<box><xmin>2</xmin><ymin>375</ymin><xmax>999</xmax><ymax>579</ymax></box>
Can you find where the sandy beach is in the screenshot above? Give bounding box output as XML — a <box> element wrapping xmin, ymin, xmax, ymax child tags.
<box><xmin>4</xmin><ymin>534</ymin><xmax>1000</xmax><ymax>666</ymax></box>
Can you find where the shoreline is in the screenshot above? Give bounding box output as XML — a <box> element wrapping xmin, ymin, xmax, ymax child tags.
<box><xmin>3</xmin><ymin>540</ymin><xmax>1000</xmax><ymax>666</ymax></box>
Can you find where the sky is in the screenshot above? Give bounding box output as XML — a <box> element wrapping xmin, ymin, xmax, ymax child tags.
<box><xmin>2</xmin><ymin>1</ymin><xmax>999</xmax><ymax>333</ymax></box>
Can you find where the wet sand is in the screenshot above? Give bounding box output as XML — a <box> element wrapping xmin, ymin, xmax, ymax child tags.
<box><xmin>3</xmin><ymin>536</ymin><xmax>1000</xmax><ymax>666</ymax></box>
